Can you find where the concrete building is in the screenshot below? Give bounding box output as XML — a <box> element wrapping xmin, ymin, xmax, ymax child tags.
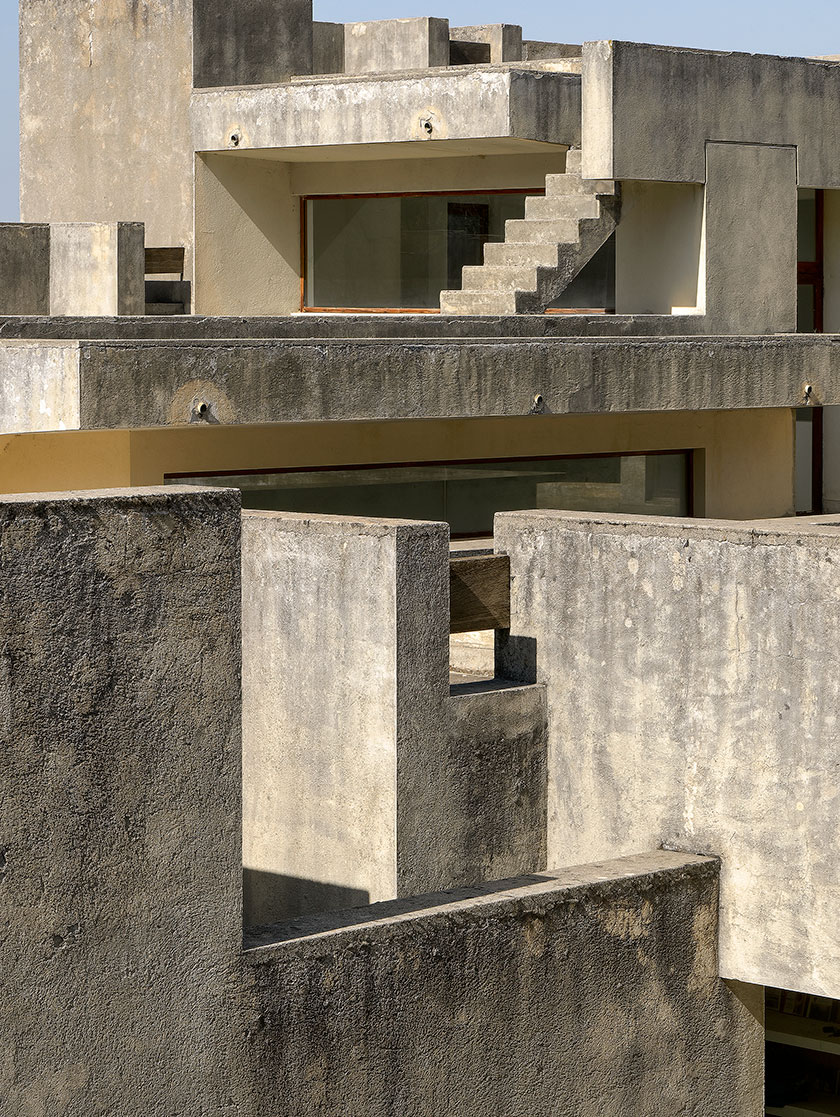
<box><xmin>2</xmin><ymin>3</ymin><xmax>840</xmax><ymax>1113</ymax></box>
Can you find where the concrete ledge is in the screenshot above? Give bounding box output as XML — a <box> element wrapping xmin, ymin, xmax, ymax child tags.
<box><xmin>583</xmin><ymin>40</ymin><xmax>840</xmax><ymax>185</ymax></box>
<box><xmin>73</xmin><ymin>334</ymin><xmax>840</xmax><ymax>429</ymax></box>
<box><xmin>191</xmin><ymin>67</ymin><xmax>580</xmax><ymax>152</ymax></box>
<box><xmin>242</xmin><ymin>851</ymin><xmax>763</xmax><ymax>1116</ymax></box>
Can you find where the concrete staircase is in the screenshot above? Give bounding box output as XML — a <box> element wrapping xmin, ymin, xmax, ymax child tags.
<box><xmin>439</xmin><ymin>149</ymin><xmax>620</xmax><ymax>315</ymax></box>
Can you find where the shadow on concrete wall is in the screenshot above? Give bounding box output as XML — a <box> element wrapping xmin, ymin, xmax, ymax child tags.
<box><xmin>244</xmin><ymin>868</ymin><xmax>371</xmax><ymax>929</ymax></box>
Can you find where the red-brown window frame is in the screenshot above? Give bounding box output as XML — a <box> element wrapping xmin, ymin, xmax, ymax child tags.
<box><xmin>299</xmin><ymin>188</ymin><xmax>545</xmax><ymax>314</ymax></box>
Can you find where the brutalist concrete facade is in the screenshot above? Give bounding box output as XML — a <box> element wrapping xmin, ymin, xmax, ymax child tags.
<box><xmin>6</xmin><ymin>1</ymin><xmax>840</xmax><ymax>1111</ymax></box>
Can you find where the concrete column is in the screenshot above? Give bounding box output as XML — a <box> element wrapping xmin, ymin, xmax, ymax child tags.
<box><xmin>701</xmin><ymin>142</ymin><xmax>798</xmax><ymax>333</ymax></box>
<box><xmin>0</xmin><ymin>487</ymin><xmax>243</xmax><ymax>1113</ymax></box>
<box><xmin>49</xmin><ymin>222</ymin><xmax>145</xmax><ymax>316</ymax></box>
<box><xmin>0</xmin><ymin>224</ymin><xmax>50</xmax><ymax>314</ymax></box>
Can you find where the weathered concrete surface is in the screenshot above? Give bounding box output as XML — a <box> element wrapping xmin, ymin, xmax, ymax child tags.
<box><xmin>190</xmin><ymin>67</ymin><xmax>581</xmax><ymax>153</ymax></box>
<box><xmin>242</xmin><ymin>510</ymin><xmax>448</xmax><ymax>926</ymax></box>
<box><xmin>20</xmin><ymin>2</ymin><xmax>194</xmax><ymax>275</ymax></box>
<box><xmin>242</xmin><ymin>510</ymin><xmax>546</xmax><ymax>927</ymax></box>
<box><xmin>193</xmin><ymin>0</ymin><xmax>313</xmax><ymax>88</ymax></box>
<box><xmin>496</xmin><ymin>509</ymin><xmax>840</xmax><ymax>997</ymax></box>
<box><xmin>0</xmin><ymin>224</ymin><xmax>50</xmax><ymax>315</ymax></box>
<box><xmin>67</xmin><ymin>335</ymin><xmax>840</xmax><ymax>429</ymax></box>
<box><xmin>246</xmin><ymin>853</ymin><xmax>763</xmax><ymax>1117</ymax></box>
<box><xmin>446</xmin><ymin>680</ymin><xmax>547</xmax><ymax>886</ymax></box>
<box><xmin>582</xmin><ymin>40</ymin><xmax>840</xmax><ymax>186</ymax></box>
<box><xmin>0</xmin><ymin>341</ymin><xmax>80</xmax><ymax>434</ymax></box>
<box><xmin>313</xmin><ymin>21</ymin><xmax>345</xmax><ymax>75</ymax></box>
<box><xmin>702</xmin><ymin>143</ymin><xmax>797</xmax><ymax>333</ymax></box>
<box><xmin>0</xmin><ymin>311</ymin><xmax>706</xmax><ymax>340</ymax></box>
<box><xmin>451</xmin><ymin>25</ymin><xmax>524</xmax><ymax>64</ymax></box>
<box><xmin>50</xmin><ymin>223</ymin><xmax>145</xmax><ymax>317</ymax></box>
<box><xmin>0</xmin><ymin>486</ymin><xmax>244</xmax><ymax>1115</ymax></box>
<box><xmin>343</xmin><ymin>18</ymin><xmax>449</xmax><ymax>74</ymax></box>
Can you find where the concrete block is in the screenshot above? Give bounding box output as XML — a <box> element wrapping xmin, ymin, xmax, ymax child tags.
<box><xmin>0</xmin><ymin>486</ymin><xmax>243</xmax><ymax>1114</ymax></box>
<box><xmin>582</xmin><ymin>39</ymin><xmax>840</xmax><ymax>186</ymax></box>
<box><xmin>193</xmin><ymin>0</ymin><xmax>313</xmax><ymax>87</ymax></box>
<box><xmin>0</xmin><ymin>340</ymin><xmax>80</xmax><ymax>434</ymax></box>
<box><xmin>496</xmin><ymin>508</ymin><xmax>840</xmax><ymax>998</ymax></box>
<box><xmin>313</xmin><ymin>21</ymin><xmax>344</xmax><ymax>75</ymax></box>
<box><xmin>0</xmin><ymin>224</ymin><xmax>50</xmax><ymax>314</ymax></box>
<box><xmin>344</xmin><ymin>18</ymin><xmax>450</xmax><ymax>74</ymax></box>
<box><xmin>190</xmin><ymin>68</ymin><xmax>581</xmax><ymax>152</ymax></box>
<box><xmin>245</xmin><ymin>853</ymin><xmax>764</xmax><ymax>1117</ymax></box>
<box><xmin>242</xmin><ymin>510</ymin><xmax>449</xmax><ymax>925</ymax></box>
<box><xmin>50</xmin><ymin>222</ymin><xmax>145</xmax><ymax>317</ymax></box>
<box><xmin>701</xmin><ymin>142</ymin><xmax>798</xmax><ymax>333</ymax></box>
<box><xmin>450</xmin><ymin>24</ymin><xmax>523</xmax><ymax>63</ymax></box>
<box><xmin>20</xmin><ymin>1</ymin><xmax>194</xmax><ymax>275</ymax></box>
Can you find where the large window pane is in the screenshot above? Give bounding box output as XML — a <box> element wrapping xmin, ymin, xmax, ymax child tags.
<box><xmin>171</xmin><ymin>453</ymin><xmax>691</xmax><ymax>536</ymax></box>
<box><xmin>305</xmin><ymin>192</ymin><xmax>531</xmax><ymax>309</ymax></box>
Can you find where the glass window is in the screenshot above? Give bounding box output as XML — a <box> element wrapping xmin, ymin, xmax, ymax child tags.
<box><xmin>304</xmin><ymin>192</ymin><xmax>532</xmax><ymax>310</ymax></box>
<box><xmin>170</xmin><ymin>453</ymin><xmax>691</xmax><ymax>537</ymax></box>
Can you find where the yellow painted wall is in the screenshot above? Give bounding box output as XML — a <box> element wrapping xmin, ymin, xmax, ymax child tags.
<box><xmin>0</xmin><ymin>408</ymin><xmax>794</xmax><ymax>520</ymax></box>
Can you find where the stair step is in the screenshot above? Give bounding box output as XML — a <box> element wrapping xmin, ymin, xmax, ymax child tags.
<box><xmin>440</xmin><ymin>288</ymin><xmax>518</xmax><ymax>315</ymax></box>
<box><xmin>525</xmin><ymin>193</ymin><xmax>601</xmax><ymax>221</ymax></box>
<box><xmin>483</xmin><ymin>241</ymin><xmax>559</xmax><ymax>267</ymax></box>
<box><xmin>503</xmin><ymin>217</ymin><xmax>580</xmax><ymax>245</ymax></box>
<box><xmin>544</xmin><ymin>173</ymin><xmax>617</xmax><ymax>197</ymax></box>
<box><xmin>565</xmin><ymin>147</ymin><xmax>582</xmax><ymax>173</ymax></box>
<box><xmin>460</xmin><ymin>264</ymin><xmax>537</xmax><ymax>293</ymax></box>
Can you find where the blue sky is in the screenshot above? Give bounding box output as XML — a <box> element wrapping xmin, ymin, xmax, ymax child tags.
<box><xmin>1</xmin><ymin>1</ymin><xmax>838</xmax><ymax>221</ymax></box>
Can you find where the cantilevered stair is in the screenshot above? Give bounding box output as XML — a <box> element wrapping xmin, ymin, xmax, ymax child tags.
<box><xmin>439</xmin><ymin>149</ymin><xmax>620</xmax><ymax>315</ymax></box>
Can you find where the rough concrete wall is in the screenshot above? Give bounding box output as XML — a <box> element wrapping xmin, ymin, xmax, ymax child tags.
<box><xmin>242</xmin><ymin>511</ymin><xmax>403</xmax><ymax>925</ymax></box>
<box><xmin>0</xmin><ymin>224</ymin><xmax>50</xmax><ymax>314</ymax></box>
<box><xmin>20</xmin><ymin>1</ymin><xmax>194</xmax><ymax>277</ymax></box>
<box><xmin>582</xmin><ymin>39</ymin><xmax>840</xmax><ymax>186</ymax></box>
<box><xmin>0</xmin><ymin>486</ymin><xmax>244</xmax><ymax>1115</ymax></box>
<box><xmin>50</xmin><ymin>223</ymin><xmax>145</xmax><ymax>317</ymax></box>
<box><xmin>343</xmin><ymin>18</ymin><xmax>449</xmax><ymax>74</ymax></box>
<box><xmin>702</xmin><ymin>143</ymin><xmax>798</xmax><ymax>333</ymax></box>
<box><xmin>73</xmin><ymin>335</ymin><xmax>840</xmax><ymax>431</ymax></box>
<box><xmin>190</xmin><ymin>69</ymin><xmax>581</xmax><ymax>152</ymax></box>
<box><xmin>444</xmin><ymin>682</ymin><xmax>547</xmax><ymax>887</ymax></box>
<box><xmin>193</xmin><ymin>0</ymin><xmax>313</xmax><ymax>87</ymax></box>
<box><xmin>242</xmin><ymin>510</ymin><xmax>546</xmax><ymax>926</ymax></box>
<box><xmin>313</xmin><ymin>22</ymin><xmax>345</xmax><ymax>75</ymax></box>
<box><xmin>0</xmin><ymin>340</ymin><xmax>81</xmax><ymax>434</ymax></box>
<box><xmin>244</xmin><ymin>853</ymin><xmax>763</xmax><ymax>1117</ymax></box>
<box><xmin>194</xmin><ymin>155</ymin><xmax>300</xmax><ymax>315</ymax></box>
<box><xmin>496</xmin><ymin>509</ymin><xmax>840</xmax><ymax>997</ymax></box>
<box><xmin>451</xmin><ymin>25</ymin><xmax>523</xmax><ymax>64</ymax></box>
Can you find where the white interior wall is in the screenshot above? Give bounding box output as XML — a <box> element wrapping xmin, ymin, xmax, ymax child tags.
<box><xmin>614</xmin><ymin>181</ymin><xmax>704</xmax><ymax>315</ymax></box>
<box><xmin>194</xmin><ymin>154</ymin><xmax>301</xmax><ymax>316</ymax></box>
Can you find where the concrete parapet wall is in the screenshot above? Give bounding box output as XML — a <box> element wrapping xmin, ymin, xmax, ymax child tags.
<box><xmin>0</xmin><ymin>486</ymin><xmax>243</xmax><ymax>1114</ymax></box>
<box><xmin>583</xmin><ymin>39</ymin><xmax>840</xmax><ymax>186</ymax></box>
<box><xmin>344</xmin><ymin>18</ymin><xmax>450</xmax><ymax>74</ymax></box>
<box><xmin>496</xmin><ymin>508</ymin><xmax>840</xmax><ymax>996</ymax></box>
<box><xmin>193</xmin><ymin>0</ymin><xmax>313</xmax><ymax>87</ymax></box>
<box><xmin>50</xmin><ymin>223</ymin><xmax>145</xmax><ymax>317</ymax></box>
<box><xmin>0</xmin><ymin>224</ymin><xmax>50</xmax><ymax>315</ymax></box>
<box><xmin>242</xmin><ymin>510</ymin><xmax>546</xmax><ymax>926</ymax></box>
<box><xmin>190</xmin><ymin>68</ymin><xmax>581</xmax><ymax>152</ymax></box>
<box><xmin>0</xmin><ymin>341</ymin><xmax>81</xmax><ymax>435</ymax></box>
<box><xmin>245</xmin><ymin>852</ymin><xmax>763</xmax><ymax>1117</ymax></box>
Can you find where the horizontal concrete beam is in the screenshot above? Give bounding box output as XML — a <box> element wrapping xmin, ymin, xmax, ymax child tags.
<box><xmin>583</xmin><ymin>40</ymin><xmax>840</xmax><ymax>186</ymax></box>
<box><xmin>0</xmin><ymin>313</ymin><xmax>705</xmax><ymax>342</ymax></box>
<box><xmin>191</xmin><ymin>67</ymin><xmax>580</xmax><ymax>152</ymax></box>
<box><xmin>72</xmin><ymin>334</ymin><xmax>840</xmax><ymax>430</ymax></box>
<box><xmin>4</xmin><ymin>334</ymin><xmax>840</xmax><ymax>433</ymax></box>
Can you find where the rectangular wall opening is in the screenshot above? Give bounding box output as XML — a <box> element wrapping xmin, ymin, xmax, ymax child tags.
<box><xmin>766</xmin><ymin>986</ymin><xmax>840</xmax><ymax>1114</ymax></box>
<box><xmin>303</xmin><ymin>190</ymin><xmax>539</xmax><ymax>310</ymax></box>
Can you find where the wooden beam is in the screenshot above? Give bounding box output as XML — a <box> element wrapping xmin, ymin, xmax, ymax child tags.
<box><xmin>145</xmin><ymin>247</ymin><xmax>185</xmax><ymax>276</ymax></box>
<box><xmin>449</xmin><ymin>554</ymin><xmax>510</xmax><ymax>633</ymax></box>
